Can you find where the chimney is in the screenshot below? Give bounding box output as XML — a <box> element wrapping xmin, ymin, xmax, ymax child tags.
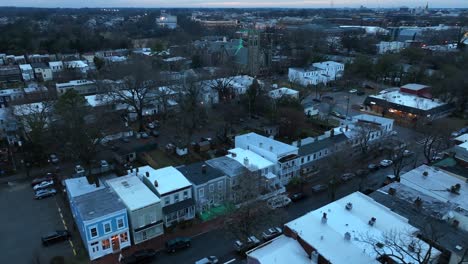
<box><xmin>344</xmin><ymin>232</ymin><xmax>351</xmax><ymax>241</ymax></box>
<box><xmin>368</xmin><ymin>217</ymin><xmax>376</xmax><ymax>226</ymax></box>
<box><xmin>414</xmin><ymin>197</ymin><xmax>422</xmax><ymax>208</ymax></box>
<box><xmin>321</xmin><ymin>212</ymin><xmax>327</xmax><ymax>224</ymax></box>
<box><xmin>154</xmin><ymin>180</ymin><xmax>158</xmax><ymax>187</ymax></box>
<box><xmin>244</xmin><ymin>157</ymin><xmax>249</xmax><ymax>166</ymax></box>
<box><xmin>388</xmin><ymin>187</ymin><xmax>396</xmax><ymax>195</ymax></box>
<box><xmin>146</xmin><ymin>171</ymin><xmax>150</xmax><ymax>178</ymax></box>
<box><xmin>202</xmin><ymin>164</ymin><xmax>207</xmax><ymax>174</ymax></box>
<box><xmin>345</xmin><ymin>125</ymin><xmax>349</xmax><ymax>131</ymax></box>
<box><xmin>231</xmin><ymin>152</ymin><xmax>237</xmax><ymax>158</ymax></box>
<box><xmin>345</xmin><ymin>202</ymin><xmax>353</xmax><ymax>210</ymax></box>
<box><xmin>297</xmin><ymin>139</ymin><xmax>302</xmax><ymax>147</ymax></box>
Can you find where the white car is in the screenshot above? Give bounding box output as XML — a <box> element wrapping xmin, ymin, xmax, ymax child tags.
<box><xmin>100</xmin><ymin>160</ymin><xmax>109</xmax><ymax>168</ymax></box>
<box><xmin>195</xmin><ymin>256</ymin><xmax>219</xmax><ymax>264</ymax></box>
<box><xmin>267</xmin><ymin>195</ymin><xmax>291</xmax><ymax>209</ymax></box>
<box><xmin>380</xmin><ymin>159</ymin><xmax>393</xmax><ymax>167</ymax></box>
<box><xmin>75</xmin><ymin>165</ymin><xmax>85</xmax><ymax>175</ymax></box>
<box><xmin>349</xmin><ymin>89</ymin><xmax>358</xmax><ymax>93</ymax></box>
<box><xmin>33</xmin><ymin>180</ymin><xmax>54</xmax><ymax>191</ymax></box>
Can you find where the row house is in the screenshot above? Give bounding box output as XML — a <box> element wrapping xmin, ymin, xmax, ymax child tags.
<box><xmin>288</xmin><ymin>61</ymin><xmax>344</xmax><ymax>87</ymax></box>
<box><xmin>56</xmin><ymin>80</ymin><xmax>97</xmax><ymax>96</ymax></box>
<box><xmin>235</xmin><ymin>132</ymin><xmax>300</xmax><ymax>186</ymax></box>
<box><xmin>138</xmin><ymin>165</ymin><xmax>195</xmax><ymax>227</ymax></box>
<box><xmin>106</xmin><ymin>175</ymin><xmax>164</xmax><ymax>245</ymax></box>
<box><xmin>19</xmin><ymin>64</ymin><xmax>34</xmax><ymax>81</ymax></box>
<box><xmin>30</xmin><ymin>62</ymin><xmax>53</xmax><ymax>81</ymax></box>
<box><xmin>65</xmin><ymin>177</ymin><xmax>130</xmax><ymax>260</ymax></box>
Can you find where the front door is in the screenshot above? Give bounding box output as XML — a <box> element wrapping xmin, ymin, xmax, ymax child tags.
<box><xmin>111</xmin><ymin>235</ymin><xmax>120</xmax><ymax>251</ymax></box>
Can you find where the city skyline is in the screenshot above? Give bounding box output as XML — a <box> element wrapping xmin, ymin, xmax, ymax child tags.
<box><xmin>4</xmin><ymin>0</ymin><xmax>468</xmax><ymax>8</ymax></box>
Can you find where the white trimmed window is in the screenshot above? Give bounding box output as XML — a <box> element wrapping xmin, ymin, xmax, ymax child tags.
<box><xmin>117</xmin><ymin>217</ymin><xmax>124</xmax><ymax>229</ymax></box>
<box><xmin>90</xmin><ymin>226</ymin><xmax>98</xmax><ymax>238</ymax></box>
<box><xmin>103</xmin><ymin>222</ymin><xmax>111</xmax><ymax>234</ymax></box>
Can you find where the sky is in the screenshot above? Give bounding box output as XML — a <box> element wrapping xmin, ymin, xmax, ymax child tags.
<box><xmin>3</xmin><ymin>0</ymin><xmax>467</xmax><ymax>8</ymax></box>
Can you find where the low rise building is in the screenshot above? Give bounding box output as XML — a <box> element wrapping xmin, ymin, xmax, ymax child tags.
<box><xmin>0</xmin><ymin>65</ymin><xmax>21</xmax><ymax>83</ymax></box>
<box><xmin>288</xmin><ymin>61</ymin><xmax>344</xmax><ymax>87</ymax></box>
<box><xmin>65</xmin><ymin>177</ymin><xmax>130</xmax><ymax>260</ymax></box>
<box><xmin>247</xmin><ymin>192</ymin><xmax>440</xmax><ymax>264</ymax></box>
<box><xmin>64</xmin><ymin>60</ymin><xmax>90</xmax><ymax>74</ymax></box>
<box><xmin>19</xmin><ymin>64</ymin><xmax>34</xmax><ymax>81</ymax></box>
<box><xmin>30</xmin><ymin>62</ymin><xmax>53</xmax><ymax>81</ymax></box>
<box><xmin>376</xmin><ymin>41</ymin><xmax>408</xmax><ymax>54</ymax></box>
<box><xmin>56</xmin><ymin>80</ymin><xmax>97</xmax><ymax>96</ymax></box>
<box><xmin>106</xmin><ymin>175</ymin><xmax>164</xmax><ymax>245</ymax></box>
<box><xmin>268</xmin><ymin>87</ymin><xmax>299</xmax><ymax>100</ymax></box>
<box><xmin>138</xmin><ymin>165</ymin><xmax>195</xmax><ymax>227</ymax></box>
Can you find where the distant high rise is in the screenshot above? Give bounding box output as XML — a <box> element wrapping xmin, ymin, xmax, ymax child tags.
<box><xmin>248</xmin><ymin>30</ymin><xmax>259</xmax><ymax>76</ymax></box>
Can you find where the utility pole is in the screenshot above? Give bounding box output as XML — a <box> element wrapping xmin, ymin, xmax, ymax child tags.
<box><xmin>346</xmin><ymin>96</ymin><xmax>350</xmax><ymax>117</ymax></box>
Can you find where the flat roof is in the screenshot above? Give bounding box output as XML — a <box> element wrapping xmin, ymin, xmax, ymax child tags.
<box><xmin>352</xmin><ymin>114</ymin><xmax>394</xmax><ymax>125</ymax></box>
<box><xmin>206</xmin><ymin>156</ymin><xmax>247</xmax><ymax>177</ymax></box>
<box><xmin>227</xmin><ymin>148</ymin><xmax>274</xmax><ymax>171</ymax></box>
<box><xmin>268</xmin><ymin>87</ymin><xmax>299</xmax><ymax>99</ymax></box>
<box><xmin>400</xmin><ymin>165</ymin><xmax>468</xmax><ymax>210</ymax></box>
<box><xmin>368</xmin><ymin>91</ymin><xmax>445</xmax><ymax>111</ymax></box>
<box><xmin>136</xmin><ymin>165</ymin><xmax>192</xmax><ymax>195</ymax></box>
<box><xmin>247</xmin><ymin>235</ymin><xmax>310</xmax><ymax>264</ymax></box>
<box><xmin>454</xmin><ymin>133</ymin><xmax>468</xmax><ymax>143</ymax></box>
<box><xmin>73</xmin><ymin>188</ymin><xmax>126</xmax><ymax>221</ymax></box>
<box><xmin>236</xmin><ymin>132</ymin><xmax>298</xmax><ymax>157</ymax></box>
<box><xmin>285</xmin><ymin>192</ymin><xmax>435</xmax><ymax>264</ymax></box>
<box><xmin>106</xmin><ymin>175</ymin><xmax>160</xmax><ymax>211</ymax></box>
<box><xmin>400</xmin><ymin>83</ymin><xmax>429</xmax><ymax>91</ymax></box>
<box><xmin>65</xmin><ymin>177</ymin><xmax>105</xmax><ymax>198</ymax></box>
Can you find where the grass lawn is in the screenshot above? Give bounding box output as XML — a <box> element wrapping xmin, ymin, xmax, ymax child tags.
<box><xmin>145</xmin><ymin>149</ymin><xmax>205</xmax><ymax>169</ymax></box>
<box><xmin>199</xmin><ymin>204</ymin><xmax>234</xmax><ymax>222</ymax></box>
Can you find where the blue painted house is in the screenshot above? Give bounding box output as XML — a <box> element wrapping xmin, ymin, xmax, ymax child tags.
<box><xmin>65</xmin><ymin>177</ymin><xmax>130</xmax><ymax>260</ymax></box>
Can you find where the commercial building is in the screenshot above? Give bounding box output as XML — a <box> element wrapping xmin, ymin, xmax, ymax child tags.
<box><xmin>106</xmin><ymin>175</ymin><xmax>164</xmax><ymax>245</ymax></box>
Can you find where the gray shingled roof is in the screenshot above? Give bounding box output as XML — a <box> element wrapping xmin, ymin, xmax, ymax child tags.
<box><xmin>298</xmin><ymin>133</ymin><xmax>348</xmax><ymax>156</ymax></box>
<box><xmin>206</xmin><ymin>156</ymin><xmax>248</xmax><ymax>178</ymax></box>
<box><xmin>177</xmin><ymin>162</ymin><xmax>225</xmax><ymax>186</ymax></box>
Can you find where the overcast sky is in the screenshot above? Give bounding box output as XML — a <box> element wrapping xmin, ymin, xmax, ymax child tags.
<box><xmin>4</xmin><ymin>0</ymin><xmax>467</xmax><ymax>8</ymax></box>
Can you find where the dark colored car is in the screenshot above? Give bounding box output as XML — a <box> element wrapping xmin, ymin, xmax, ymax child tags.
<box><xmin>368</xmin><ymin>163</ymin><xmax>379</xmax><ymax>171</ymax></box>
<box><xmin>356</xmin><ymin>169</ymin><xmax>369</xmax><ymax>177</ymax></box>
<box><xmin>165</xmin><ymin>237</ymin><xmax>191</xmax><ymax>253</ymax></box>
<box><xmin>356</xmin><ymin>91</ymin><xmax>365</xmax><ymax>96</ymax></box>
<box><xmin>312</xmin><ymin>184</ymin><xmax>327</xmax><ymax>193</ymax></box>
<box><xmin>340</xmin><ymin>173</ymin><xmax>356</xmax><ymax>182</ymax></box>
<box><xmin>322</xmin><ymin>95</ymin><xmax>334</xmax><ymax>101</ymax></box>
<box><xmin>290</xmin><ymin>192</ymin><xmax>305</xmax><ymax>202</ymax></box>
<box><xmin>31</xmin><ymin>173</ymin><xmax>55</xmax><ymax>187</ymax></box>
<box><xmin>42</xmin><ymin>230</ymin><xmax>70</xmax><ymax>246</ymax></box>
<box><xmin>122</xmin><ymin>249</ymin><xmax>157</xmax><ymax>264</ymax></box>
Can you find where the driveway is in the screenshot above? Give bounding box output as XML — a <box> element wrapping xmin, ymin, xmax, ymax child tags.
<box><xmin>0</xmin><ymin>179</ymin><xmax>73</xmax><ymax>264</ymax></box>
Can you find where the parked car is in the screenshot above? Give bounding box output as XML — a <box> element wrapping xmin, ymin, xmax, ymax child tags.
<box><xmin>147</xmin><ymin>122</ymin><xmax>155</xmax><ymax>129</ymax></box>
<box><xmin>290</xmin><ymin>192</ymin><xmax>305</xmax><ymax>202</ymax></box>
<box><xmin>451</xmin><ymin>127</ymin><xmax>468</xmax><ymax>137</ymax></box>
<box><xmin>49</xmin><ymin>154</ymin><xmax>59</xmax><ymax>164</ymax></box>
<box><xmin>100</xmin><ymin>160</ymin><xmax>109</xmax><ymax>168</ymax></box>
<box><xmin>31</xmin><ymin>173</ymin><xmax>54</xmax><ymax>187</ymax></box>
<box><xmin>267</xmin><ymin>195</ymin><xmax>291</xmax><ymax>209</ymax></box>
<box><xmin>195</xmin><ymin>256</ymin><xmax>219</xmax><ymax>264</ymax></box>
<box><xmin>390</xmin><ymin>131</ymin><xmax>398</xmax><ymax>136</ymax></box>
<box><xmin>234</xmin><ymin>236</ymin><xmax>260</xmax><ymax>253</ymax></box>
<box><xmin>331</xmin><ymin>111</ymin><xmax>345</xmax><ymax>119</ymax></box>
<box><xmin>340</xmin><ymin>173</ymin><xmax>355</xmax><ymax>182</ymax></box>
<box><xmin>379</xmin><ymin>159</ymin><xmax>393</xmax><ymax>167</ymax></box>
<box><xmin>121</xmin><ymin>137</ymin><xmax>130</xmax><ymax>143</ymax></box>
<box><xmin>140</xmin><ymin>132</ymin><xmax>149</xmax><ymax>139</ymax></box>
<box><xmin>165</xmin><ymin>237</ymin><xmax>191</xmax><ymax>253</ymax></box>
<box><xmin>33</xmin><ymin>180</ymin><xmax>54</xmax><ymax>191</ymax></box>
<box><xmin>41</xmin><ymin>230</ymin><xmax>70</xmax><ymax>246</ymax></box>
<box><xmin>383</xmin><ymin>175</ymin><xmax>398</xmax><ymax>185</ymax></box>
<box><xmin>122</xmin><ymin>249</ymin><xmax>157</xmax><ymax>264</ymax></box>
<box><xmin>151</xmin><ymin>130</ymin><xmax>160</xmax><ymax>137</ymax></box>
<box><xmin>355</xmin><ymin>169</ymin><xmax>369</xmax><ymax>177</ymax></box>
<box><xmin>368</xmin><ymin>163</ymin><xmax>379</xmax><ymax>171</ymax></box>
<box><xmin>312</xmin><ymin>184</ymin><xmax>327</xmax><ymax>193</ymax></box>
<box><xmin>261</xmin><ymin>227</ymin><xmax>282</xmax><ymax>241</ymax></box>
<box><xmin>75</xmin><ymin>165</ymin><xmax>85</xmax><ymax>175</ymax></box>
<box><xmin>35</xmin><ymin>188</ymin><xmax>57</xmax><ymax>200</ymax></box>
<box><xmin>403</xmin><ymin>150</ymin><xmax>414</xmax><ymax>157</ymax></box>
<box><xmin>312</xmin><ymin>98</ymin><xmax>321</xmax><ymax>103</ymax></box>
<box><xmin>322</xmin><ymin>95</ymin><xmax>334</xmax><ymax>101</ymax></box>
<box><xmin>356</xmin><ymin>90</ymin><xmax>365</xmax><ymax>96</ymax></box>
<box><xmin>349</xmin><ymin>89</ymin><xmax>358</xmax><ymax>93</ymax></box>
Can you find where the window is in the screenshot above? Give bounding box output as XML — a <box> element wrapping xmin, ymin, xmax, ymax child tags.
<box><xmin>217</xmin><ymin>181</ymin><xmax>223</xmax><ymax>191</ymax></box>
<box><xmin>91</xmin><ymin>241</ymin><xmax>99</xmax><ymax>252</ymax></box>
<box><xmin>117</xmin><ymin>218</ymin><xmax>124</xmax><ymax>229</ymax></box>
<box><xmin>301</xmin><ymin>158</ymin><xmax>304</xmax><ymax>164</ymax></box>
<box><xmin>103</xmin><ymin>222</ymin><xmax>111</xmax><ymax>234</ymax></box>
<box><xmin>183</xmin><ymin>190</ymin><xmax>188</xmax><ymax>198</ymax></box>
<box><xmin>199</xmin><ymin>188</ymin><xmax>205</xmax><ymax>198</ymax></box>
<box><xmin>174</xmin><ymin>193</ymin><xmax>179</xmax><ymax>202</ymax></box>
<box><xmin>102</xmin><ymin>239</ymin><xmax>110</xmax><ymax>250</ymax></box>
<box><xmin>313</xmin><ymin>154</ymin><xmax>317</xmax><ymax>160</ymax></box>
<box><xmin>209</xmin><ymin>184</ymin><xmax>214</xmax><ymax>192</ymax></box>
<box><xmin>307</xmin><ymin>156</ymin><xmax>311</xmax><ymax>162</ymax></box>
<box><xmin>164</xmin><ymin>197</ymin><xmax>170</xmax><ymax>205</ymax></box>
<box><xmin>120</xmin><ymin>232</ymin><xmax>128</xmax><ymax>243</ymax></box>
<box><xmin>90</xmin><ymin>227</ymin><xmax>98</xmax><ymax>238</ymax></box>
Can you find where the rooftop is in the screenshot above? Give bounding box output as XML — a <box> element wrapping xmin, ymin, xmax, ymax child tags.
<box><xmin>56</xmin><ymin>80</ymin><xmax>95</xmax><ymax>88</ymax></box>
<box><xmin>368</xmin><ymin>91</ymin><xmax>445</xmax><ymax>111</ymax></box>
<box><xmin>247</xmin><ymin>235</ymin><xmax>311</xmax><ymax>264</ymax></box>
<box><xmin>352</xmin><ymin>114</ymin><xmax>394</xmax><ymax>125</ymax></box>
<box><xmin>176</xmin><ymin>162</ymin><xmax>225</xmax><ymax>186</ymax></box>
<box><xmin>205</xmin><ymin>156</ymin><xmax>247</xmax><ymax>178</ymax></box>
<box><xmin>73</xmin><ymin>188</ymin><xmax>126</xmax><ymax>222</ymax></box>
<box><xmin>285</xmin><ymin>192</ymin><xmax>435</xmax><ymax>264</ymax></box>
<box><xmin>135</xmin><ymin>165</ymin><xmax>192</xmax><ymax>195</ymax></box>
<box><xmin>235</xmin><ymin>132</ymin><xmax>298</xmax><ymax>158</ymax></box>
<box><xmin>400</xmin><ymin>83</ymin><xmax>430</xmax><ymax>91</ymax></box>
<box><xmin>65</xmin><ymin>177</ymin><xmax>105</xmax><ymax>198</ymax></box>
<box><xmin>106</xmin><ymin>175</ymin><xmax>160</xmax><ymax>211</ymax></box>
<box><xmin>399</xmin><ymin>165</ymin><xmax>468</xmax><ymax>211</ymax></box>
<box><xmin>227</xmin><ymin>148</ymin><xmax>274</xmax><ymax>171</ymax></box>
<box><xmin>454</xmin><ymin>133</ymin><xmax>468</xmax><ymax>143</ymax></box>
<box><xmin>297</xmin><ymin>133</ymin><xmax>348</xmax><ymax>156</ymax></box>
<box><xmin>268</xmin><ymin>87</ymin><xmax>299</xmax><ymax>99</ymax></box>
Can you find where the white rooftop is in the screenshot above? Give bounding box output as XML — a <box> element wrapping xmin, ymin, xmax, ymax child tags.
<box><xmin>312</xmin><ymin>60</ymin><xmax>344</xmax><ymax>69</ymax></box>
<box><xmin>369</xmin><ymin>91</ymin><xmax>445</xmax><ymax>111</ymax></box>
<box><xmin>106</xmin><ymin>175</ymin><xmax>160</xmax><ymax>211</ymax></box>
<box><xmin>235</xmin><ymin>132</ymin><xmax>298</xmax><ymax>158</ymax></box>
<box><xmin>227</xmin><ymin>148</ymin><xmax>274</xmax><ymax>171</ymax></box>
<box><xmin>400</xmin><ymin>165</ymin><xmax>468</xmax><ymax>210</ymax></box>
<box><xmin>85</xmin><ymin>94</ymin><xmax>113</xmax><ymax>107</ymax></box>
<box><xmin>268</xmin><ymin>87</ymin><xmax>299</xmax><ymax>99</ymax></box>
<box><xmin>135</xmin><ymin>165</ymin><xmax>192</xmax><ymax>195</ymax></box>
<box><xmin>353</xmin><ymin>114</ymin><xmax>394</xmax><ymax>125</ymax></box>
<box><xmin>401</xmin><ymin>83</ymin><xmax>429</xmax><ymax>91</ymax></box>
<box><xmin>247</xmin><ymin>235</ymin><xmax>311</xmax><ymax>264</ymax></box>
<box><xmin>56</xmin><ymin>80</ymin><xmax>95</xmax><ymax>88</ymax></box>
<box><xmin>64</xmin><ymin>60</ymin><xmax>88</xmax><ymax>68</ymax></box>
<box><xmin>285</xmin><ymin>192</ymin><xmax>435</xmax><ymax>264</ymax></box>
<box><xmin>459</xmin><ymin>142</ymin><xmax>468</xmax><ymax>151</ymax></box>
<box><xmin>65</xmin><ymin>177</ymin><xmax>105</xmax><ymax>198</ymax></box>
<box><xmin>19</xmin><ymin>64</ymin><xmax>32</xmax><ymax>71</ymax></box>
<box><xmin>454</xmin><ymin>133</ymin><xmax>468</xmax><ymax>143</ymax></box>
<box><xmin>49</xmin><ymin>61</ymin><xmax>63</xmax><ymax>67</ymax></box>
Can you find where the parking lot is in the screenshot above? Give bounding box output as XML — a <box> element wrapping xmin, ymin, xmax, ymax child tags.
<box><xmin>0</xmin><ymin>179</ymin><xmax>74</xmax><ymax>264</ymax></box>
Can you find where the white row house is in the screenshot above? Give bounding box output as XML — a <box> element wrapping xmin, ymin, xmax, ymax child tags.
<box><xmin>288</xmin><ymin>61</ymin><xmax>344</xmax><ymax>87</ymax></box>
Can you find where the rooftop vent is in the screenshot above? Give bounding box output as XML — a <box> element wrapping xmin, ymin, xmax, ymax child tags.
<box><xmin>321</xmin><ymin>212</ymin><xmax>327</xmax><ymax>224</ymax></box>
<box><xmin>244</xmin><ymin>157</ymin><xmax>249</xmax><ymax>166</ymax></box>
<box><xmin>202</xmin><ymin>164</ymin><xmax>207</xmax><ymax>174</ymax></box>
<box><xmin>368</xmin><ymin>217</ymin><xmax>376</xmax><ymax>226</ymax></box>
<box><xmin>146</xmin><ymin>171</ymin><xmax>150</xmax><ymax>178</ymax></box>
<box><xmin>154</xmin><ymin>180</ymin><xmax>158</xmax><ymax>187</ymax></box>
<box><xmin>344</xmin><ymin>232</ymin><xmax>351</xmax><ymax>241</ymax></box>
<box><xmin>231</xmin><ymin>152</ymin><xmax>237</xmax><ymax>158</ymax></box>
<box><xmin>388</xmin><ymin>187</ymin><xmax>396</xmax><ymax>195</ymax></box>
<box><xmin>345</xmin><ymin>202</ymin><xmax>353</xmax><ymax>210</ymax></box>
<box><xmin>121</xmin><ymin>181</ymin><xmax>130</xmax><ymax>188</ymax></box>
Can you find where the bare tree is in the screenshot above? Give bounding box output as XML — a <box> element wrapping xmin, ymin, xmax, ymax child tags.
<box><xmin>208</xmin><ymin>76</ymin><xmax>235</xmax><ymax>102</ymax></box>
<box><xmin>416</xmin><ymin>122</ymin><xmax>451</xmax><ymax>164</ymax></box>
<box><xmin>353</xmin><ymin>122</ymin><xmax>382</xmax><ymax>154</ymax></box>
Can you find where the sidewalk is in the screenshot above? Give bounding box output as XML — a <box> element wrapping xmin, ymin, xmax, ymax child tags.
<box><xmin>92</xmin><ymin>217</ymin><xmax>225</xmax><ymax>264</ymax></box>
